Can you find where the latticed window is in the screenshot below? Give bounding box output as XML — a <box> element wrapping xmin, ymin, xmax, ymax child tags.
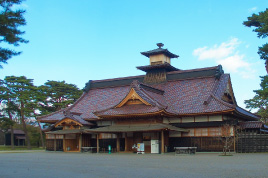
<box><xmin>55</xmin><ymin>135</ymin><xmax>64</xmax><ymax>139</ymax></box>
<box><xmin>208</xmin><ymin>127</ymin><xmax>222</xmax><ymax>136</ymax></box>
<box><xmin>195</xmin><ymin>128</ymin><xmax>208</xmax><ymax>136</ymax></box>
<box><xmin>100</xmin><ymin>133</ymin><xmax>116</xmax><ymax>139</ymax></box>
<box><xmin>46</xmin><ymin>134</ymin><xmax>55</xmax><ymax>139</ymax></box>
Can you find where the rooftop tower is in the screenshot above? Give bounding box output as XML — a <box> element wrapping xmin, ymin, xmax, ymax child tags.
<box><xmin>137</xmin><ymin>43</ymin><xmax>179</xmax><ymax>84</ymax></box>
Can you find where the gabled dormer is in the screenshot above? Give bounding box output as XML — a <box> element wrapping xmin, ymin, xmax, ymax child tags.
<box><xmin>115</xmin><ymin>88</ymin><xmax>151</xmax><ymax>108</ymax></box>
<box><xmin>222</xmin><ymin>79</ymin><xmax>237</xmax><ymax>105</ymax></box>
<box><xmin>93</xmin><ymin>80</ymin><xmax>168</xmax><ymax>118</ymax></box>
<box><xmin>54</xmin><ymin>111</ymin><xmax>92</xmax><ymax>129</ymax></box>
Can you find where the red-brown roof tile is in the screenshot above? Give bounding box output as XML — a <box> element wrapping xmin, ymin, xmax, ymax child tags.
<box><xmin>38</xmin><ymin>66</ymin><xmax>258</xmax><ymax>123</ymax></box>
<box><xmin>239</xmin><ymin>121</ymin><xmax>263</xmax><ymax>129</ymax></box>
<box><xmin>95</xmin><ymin>105</ymin><xmax>163</xmax><ymax>117</ymax></box>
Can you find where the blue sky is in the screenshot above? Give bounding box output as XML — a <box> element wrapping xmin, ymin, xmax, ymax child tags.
<box><xmin>1</xmin><ymin>0</ymin><xmax>267</xmax><ymax>109</ymax></box>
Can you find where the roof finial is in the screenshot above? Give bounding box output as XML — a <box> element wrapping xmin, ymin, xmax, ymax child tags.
<box><xmin>157</xmin><ymin>43</ymin><xmax>164</xmax><ymax>48</ymax></box>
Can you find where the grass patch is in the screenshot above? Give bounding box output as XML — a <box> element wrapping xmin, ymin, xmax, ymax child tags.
<box><xmin>0</xmin><ymin>145</ymin><xmax>45</xmax><ymax>151</ymax></box>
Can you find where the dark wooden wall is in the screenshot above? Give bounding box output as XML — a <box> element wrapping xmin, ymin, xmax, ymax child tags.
<box><xmin>46</xmin><ymin>139</ymin><xmax>63</xmax><ymax>151</ymax></box>
<box><xmin>236</xmin><ymin>131</ymin><xmax>268</xmax><ymax>153</ymax></box>
<box><xmin>169</xmin><ymin>137</ymin><xmax>228</xmax><ymax>152</ymax></box>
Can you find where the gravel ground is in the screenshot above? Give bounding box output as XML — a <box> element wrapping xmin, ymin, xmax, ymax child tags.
<box><xmin>0</xmin><ymin>151</ymin><xmax>267</xmax><ymax>178</ymax></box>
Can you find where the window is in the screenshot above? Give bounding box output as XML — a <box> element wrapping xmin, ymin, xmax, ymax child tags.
<box><xmin>195</xmin><ymin>128</ymin><xmax>208</xmax><ymax>136</ymax></box>
<box><xmin>100</xmin><ymin>133</ymin><xmax>116</xmax><ymax>139</ymax></box>
<box><xmin>208</xmin><ymin>127</ymin><xmax>222</xmax><ymax>136</ymax></box>
<box><xmin>46</xmin><ymin>134</ymin><xmax>55</xmax><ymax>139</ymax></box>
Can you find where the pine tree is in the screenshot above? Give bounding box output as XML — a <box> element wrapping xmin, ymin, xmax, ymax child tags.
<box><xmin>0</xmin><ymin>0</ymin><xmax>28</xmax><ymax>68</ymax></box>
<box><xmin>38</xmin><ymin>80</ymin><xmax>83</xmax><ymax>113</ymax></box>
<box><xmin>0</xmin><ymin>78</ymin><xmax>17</xmax><ymax>149</ymax></box>
<box><xmin>245</xmin><ymin>76</ymin><xmax>268</xmax><ymax>123</ymax></box>
<box><xmin>3</xmin><ymin>76</ymin><xmax>36</xmax><ymax>149</ymax></box>
<box><xmin>243</xmin><ymin>8</ymin><xmax>268</xmax><ymax>72</ymax></box>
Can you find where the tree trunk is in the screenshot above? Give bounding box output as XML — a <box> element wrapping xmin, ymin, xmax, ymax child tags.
<box><xmin>20</xmin><ymin>102</ymin><xmax>31</xmax><ymax>149</ymax></box>
<box><xmin>7</xmin><ymin>107</ymin><xmax>14</xmax><ymax>150</ymax></box>
<box><xmin>38</xmin><ymin>121</ymin><xmax>45</xmax><ymax>148</ymax></box>
<box><xmin>10</xmin><ymin>126</ymin><xmax>14</xmax><ymax>150</ymax></box>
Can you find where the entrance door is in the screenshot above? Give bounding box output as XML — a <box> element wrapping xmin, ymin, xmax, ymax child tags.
<box><xmin>151</xmin><ymin>140</ymin><xmax>159</xmax><ymax>153</ymax></box>
<box><xmin>64</xmin><ymin>134</ymin><xmax>79</xmax><ymax>152</ymax></box>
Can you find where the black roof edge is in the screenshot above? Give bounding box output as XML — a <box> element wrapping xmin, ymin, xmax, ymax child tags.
<box><xmin>235</xmin><ymin>107</ymin><xmax>260</xmax><ymax>121</ymax></box>
<box><xmin>83</xmin><ymin>65</ymin><xmax>223</xmax><ymax>91</ymax></box>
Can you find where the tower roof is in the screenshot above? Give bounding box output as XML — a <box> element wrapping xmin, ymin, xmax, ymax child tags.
<box><xmin>141</xmin><ymin>43</ymin><xmax>179</xmax><ymax>58</ymax></box>
<box><xmin>136</xmin><ymin>63</ymin><xmax>179</xmax><ymax>72</ymax></box>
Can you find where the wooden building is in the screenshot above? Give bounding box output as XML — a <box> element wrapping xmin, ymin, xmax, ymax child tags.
<box><xmin>38</xmin><ymin>43</ymin><xmax>260</xmax><ymax>153</ymax></box>
<box><xmin>236</xmin><ymin>121</ymin><xmax>268</xmax><ymax>153</ymax></box>
<box><xmin>0</xmin><ymin>129</ymin><xmax>26</xmax><ymax>146</ymax></box>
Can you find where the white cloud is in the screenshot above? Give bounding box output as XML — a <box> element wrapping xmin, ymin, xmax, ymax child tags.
<box><xmin>193</xmin><ymin>38</ymin><xmax>240</xmax><ymax>60</ymax></box>
<box><xmin>248</xmin><ymin>7</ymin><xmax>257</xmax><ymax>12</ymax></box>
<box><xmin>192</xmin><ymin>38</ymin><xmax>255</xmax><ymax>78</ymax></box>
<box><xmin>218</xmin><ymin>54</ymin><xmax>248</xmax><ymax>72</ymax></box>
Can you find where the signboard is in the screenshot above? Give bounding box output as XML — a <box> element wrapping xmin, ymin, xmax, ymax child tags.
<box><xmin>137</xmin><ymin>143</ymin><xmax>145</xmax><ymax>154</ymax></box>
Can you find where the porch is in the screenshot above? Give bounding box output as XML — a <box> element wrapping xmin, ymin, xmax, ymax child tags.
<box><xmin>46</xmin><ymin>123</ymin><xmax>188</xmax><ymax>153</ymax></box>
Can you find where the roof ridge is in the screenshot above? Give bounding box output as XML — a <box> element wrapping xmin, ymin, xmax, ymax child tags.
<box><xmin>139</xmin><ymin>87</ymin><xmax>167</xmax><ymax>109</ymax></box>
<box><xmin>203</xmin><ymin>77</ymin><xmax>221</xmax><ymax>105</ymax></box>
<box><xmin>91</xmin><ymin>75</ymin><xmax>145</xmax><ymax>83</ymax></box>
<box><xmin>66</xmin><ymin>92</ymin><xmax>88</xmax><ymax>112</ymax></box>
<box><xmin>139</xmin><ymin>83</ymin><xmax>164</xmax><ymax>95</ymax></box>
<box><xmin>167</xmin><ymin>65</ymin><xmax>219</xmax><ymax>75</ymax></box>
<box><xmin>211</xmin><ymin>94</ymin><xmax>236</xmax><ymax>109</ymax></box>
<box><xmin>131</xmin><ymin>80</ymin><xmax>166</xmax><ymax>108</ymax></box>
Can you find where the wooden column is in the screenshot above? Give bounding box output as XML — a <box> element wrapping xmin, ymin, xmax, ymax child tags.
<box><xmin>54</xmin><ymin>135</ymin><xmax>56</xmax><ymax>151</ymax></box>
<box><xmin>63</xmin><ymin>135</ymin><xmax>66</xmax><ymax>152</ymax></box>
<box><xmin>161</xmin><ymin>130</ymin><xmax>164</xmax><ymax>154</ymax></box>
<box><xmin>125</xmin><ymin>135</ymin><xmax>128</xmax><ymax>152</ymax></box>
<box><xmin>79</xmin><ymin>134</ymin><xmax>82</xmax><ymax>152</ymax></box>
<box><xmin>97</xmin><ymin>134</ymin><xmax>99</xmax><ymax>153</ymax></box>
<box><xmin>116</xmin><ymin>133</ymin><xmax>120</xmax><ymax>152</ymax></box>
<box><xmin>233</xmin><ymin>127</ymin><xmax>236</xmax><ymax>152</ymax></box>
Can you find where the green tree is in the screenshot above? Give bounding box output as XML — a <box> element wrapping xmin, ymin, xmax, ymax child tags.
<box><xmin>38</xmin><ymin>80</ymin><xmax>82</xmax><ymax>113</ymax></box>
<box><xmin>26</xmin><ymin>100</ymin><xmax>45</xmax><ymax>148</ymax></box>
<box><xmin>243</xmin><ymin>8</ymin><xmax>268</xmax><ymax>72</ymax></box>
<box><xmin>0</xmin><ymin>78</ymin><xmax>18</xmax><ymax>149</ymax></box>
<box><xmin>0</xmin><ymin>0</ymin><xmax>28</xmax><ymax>68</ymax></box>
<box><xmin>3</xmin><ymin>76</ymin><xmax>36</xmax><ymax>149</ymax></box>
<box><xmin>245</xmin><ymin>76</ymin><xmax>268</xmax><ymax>123</ymax></box>
<box><xmin>0</xmin><ymin>117</ymin><xmax>15</xmax><ymax>132</ymax></box>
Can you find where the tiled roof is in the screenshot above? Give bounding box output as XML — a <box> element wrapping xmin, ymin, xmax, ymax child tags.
<box><xmin>94</xmin><ymin>105</ymin><xmax>163</xmax><ymax>117</ymax></box>
<box><xmin>83</xmin><ymin>65</ymin><xmax>221</xmax><ymax>92</ymax></box>
<box><xmin>239</xmin><ymin>121</ymin><xmax>263</xmax><ymax>129</ymax></box>
<box><xmin>38</xmin><ymin>111</ymin><xmax>65</xmax><ymax>122</ymax></box>
<box><xmin>53</xmin><ymin>111</ymin><xmax>93</xmax><ymax>126</ymax></box>
<box><xmin>131</xmin><ymin>80</ymin><xmax>167</xmax><ymax>108</ymax></box>
<box><xmin>94</xmin><ymin>80</ymin><xmax>168</xmax><ymax>117</ymax></box>
<box><xmin>39</xmin><ymin>65</ymin><xmax>259</xmax><ymax>123</ymax></box>
<box><xmin>7</xmin><ymin>129</ymin><xmax>25</xmax><ymax>134</ymax></box>
<box><xmin>235</xmin><ymin>107</ymin><xmax>260</xmax><ymax>120</ymax></box>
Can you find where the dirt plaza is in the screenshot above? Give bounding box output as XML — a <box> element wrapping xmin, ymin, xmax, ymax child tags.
<box><xmin>0</xmin><ymin>151</ymin><xmax>267</xmax><ymax>178</ymax></box>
